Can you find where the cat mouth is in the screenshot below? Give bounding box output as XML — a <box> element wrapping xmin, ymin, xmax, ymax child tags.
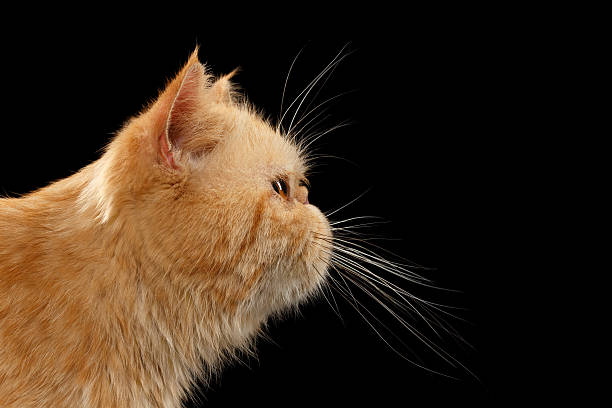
<box><xmin>309</xmin><ymin>218</ymin><xmax>333</xmax><ymax>278</ymax></box>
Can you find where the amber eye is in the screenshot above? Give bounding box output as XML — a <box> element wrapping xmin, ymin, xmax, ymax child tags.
<box><xmin>272</xmin><ymin>178</ymin><xmax>289</xmax><ymax>199</ymax></box>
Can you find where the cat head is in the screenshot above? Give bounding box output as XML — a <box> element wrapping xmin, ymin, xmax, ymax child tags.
<box><xmin>90</xmin><ymin>48</ymin><xmax>331</xmax><ymax>324</ymax></box>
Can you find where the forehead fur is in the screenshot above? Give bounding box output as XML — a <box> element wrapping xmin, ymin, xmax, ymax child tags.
<box><xmin>191</xmin><ymin>100</ymin><xmax>307</xmax><ymax>178</ymax></box>
<box><xmin>83</xmin><ymin>51</ymin><xmax>310</xmax><ymax>223</ymax></box>
<box><xmin>147</xmin><ymin>48</ymin><xmax>307</xmax><ymax>178</ymax></box>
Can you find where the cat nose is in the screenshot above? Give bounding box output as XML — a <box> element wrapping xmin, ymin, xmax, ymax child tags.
<box><xmin>295</xmin><ymin>185</ymin><xmax>309</xmax><ymax>205</ymax></box>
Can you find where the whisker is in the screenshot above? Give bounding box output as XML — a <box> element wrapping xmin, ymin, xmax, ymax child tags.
<box><xmin>329</xmin><ymin>251</ymin><xmax>443</xmax><ymax>312</ymax></box>
<box><xmin>332</xmin><ymin>220</ymin><xmax>392</xmax><ymax>230</ymax></box>
<box><xmin>289</xmin><ymin>48</ymin><xmax>352</xmax><ymax>136</ymax></box>
<box><xmin>312</xmin><ymin>263</ymin><xmax>344</xmax><ymax>323</ymax></box>
<box><xmin>327</xmin><ymin>266</ymin><xmax>457</xmax><ymax>378</ymax></box>
<box><xmin>325</xmin><ymin>189</ymin><xmax>372</xmax><ymax>218</ymax></box>
<box><xmin>290</xmin><ymin>90</ymin><xmax>357</xmax><ymax>140</ymax></box>
<box><xmin>337</xmin><ymin>262</ymin><xmax>443</xmax><ymax>339</ymax></box>
<box><xmin>293</xmin><ymin>112</ymin><xmax>333</xmax><ymax>144</ymax></box>
<box><xmin>311</xmin><ymin>240</ymin><xmax>468</xmax><ymax>331</ymax></box>
<box><xmin>328</xmin><ymin>227</ymin><xmax>434</xmax><ymax>271</ymax></box>
<box><xmin>331</xmin><ymin>256</ymin><xmax>466</xmax><ymax>342</ymax></box>
<box><xmin>298</xmin><ymin>121</ymin><xmax>352</xmax><ymax>153</ymax></box>
<box><xmin>310</xmin><ymin>225</ymin><xmax>477</xmax><ymax>379</ymax></box>
<box><xmin>287</xmin><ymin>47</ymin><xmax>353</xmax><ymax>139</ymax></box>
<box><xmin>337</xmin><ymin>271</ymin><xmax>472</xmax><ymax>374</ymax></box>
<box><xmin>315</xmin><ymin>235</ymin><xmax>436</xmax><ymax>286</ymax></box>
<box><xmin>329</xmin><ymin>216</ymin><xmax>385</xmax><ymax>226</ymax></box>
<box><xmin>288</xmin><ymin>45</ymin><xmax>476</xmax><ymax>381</ymax></box>
<box><xmin>278</xmin><ymin>46</ymin><xmax>305</xmax><ymax>134</ymax></box>
<box><xmin>279</xmin><ymin>44</ymin><xmax>351</xmax><ymax>140</ymax></box>
<box><xmin>302</xmin><ymin>153</ymin><xmax>360</xmax><ymax>169</ymax></box>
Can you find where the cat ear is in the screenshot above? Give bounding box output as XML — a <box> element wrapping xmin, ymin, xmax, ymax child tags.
<box><xmin>158</xmin><ymin>49</ymin><xmax>208</xmax><ymax>169</ymax></box>
<box><xmin>210</xmin><ymin>69</ymin><xmax>239</xmax><ymax>105</ymax></box>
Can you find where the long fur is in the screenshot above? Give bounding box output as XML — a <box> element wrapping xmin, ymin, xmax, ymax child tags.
<box><xmin>0</xmin><ymin>48</ymin><xmax>331</xmax><ymax>407</ymax></box>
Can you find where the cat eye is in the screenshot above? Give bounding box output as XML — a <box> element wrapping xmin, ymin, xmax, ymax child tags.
<box><xmin>272</xmin><ymin>178</ymin><xmax>289</xmax><ymax>199</ymax></box>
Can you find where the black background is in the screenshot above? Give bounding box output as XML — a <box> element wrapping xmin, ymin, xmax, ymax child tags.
<box><xmin>0</xmin><ymin>19</ymin><xmax>537</xmax><ymax>407</ymax></box>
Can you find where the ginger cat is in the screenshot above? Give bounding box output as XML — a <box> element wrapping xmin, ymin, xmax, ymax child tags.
<box><xmin>0</xmin><ymin>48</ymin><xmax>331</xmax><ymax>407</ymax></box>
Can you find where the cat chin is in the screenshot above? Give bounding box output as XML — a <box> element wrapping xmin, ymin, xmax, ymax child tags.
<box><xmin>247</xmin><ymin>205</ymin><xmax>332</xmax><ymax>313</ymax></box>
<box><xmin>274</xmin><ymin>259</ymin><xmax>330</xmax><ymax>313</ymax></box>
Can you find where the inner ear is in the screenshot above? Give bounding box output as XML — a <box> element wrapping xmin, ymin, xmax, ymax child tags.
<box><xmin>155</xmin><ymin>51</ymin><xmax>229</xmax><ymax>169</ymax></box>
<box><xmin>163</xmin><ymin>62</ymin><xmax>207</xmax><ymax>165</ymax></box>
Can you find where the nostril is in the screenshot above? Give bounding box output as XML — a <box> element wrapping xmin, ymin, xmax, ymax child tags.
<box><xmin>296</xmin><ymin>185</ymin><xmax>309</xmax><ymax>205</ymax></box>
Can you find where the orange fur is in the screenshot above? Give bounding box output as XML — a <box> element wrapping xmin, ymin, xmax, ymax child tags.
<box><xmin>0</xmin><ymin>48</ymin><xmax>331</xmax><ymax>407</ymax></box>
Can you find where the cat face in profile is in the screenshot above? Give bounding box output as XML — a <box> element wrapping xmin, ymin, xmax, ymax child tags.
<box><xmin>0</xmin><ymin>48</ymin><xmax>333</xmax><ymax>407</ymax></box>
<box><xmin>115</xmin><ymin>49</ymin><xmax>332</xmax><ymax>320</ymax></box>
<box><xmin>1</xmin><ymin>45</ymin><xmax>466</xmax><ymax>407</ymax></box>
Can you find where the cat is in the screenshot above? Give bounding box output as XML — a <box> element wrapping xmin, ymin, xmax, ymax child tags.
<box><xmin>0</xmin><ymin>47</ymin><xmax>332</xmax><ymax>407</ymax></box>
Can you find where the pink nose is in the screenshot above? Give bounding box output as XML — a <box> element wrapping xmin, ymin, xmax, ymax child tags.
<box><xmin>296</xmin><ymin>185</ymin><xmax>309</xmax><ymax>205</ymax></box>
